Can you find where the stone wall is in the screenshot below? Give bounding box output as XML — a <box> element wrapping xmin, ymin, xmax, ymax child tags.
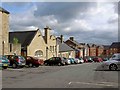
<box><xmin>0</xmin><ymin>12</ymin><xmax>2</xmax><ymax>55</ymax></box>
<box><xmin>8</xmin><ymin>43</ymin><xmax>21</xmax><ymax>55</ymax></box>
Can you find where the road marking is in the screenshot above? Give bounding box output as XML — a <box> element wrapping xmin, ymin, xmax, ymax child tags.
<box><xmin>68</xmin><ymin>81</ymin><xmax>118</xmax><ymax>87</ymax></box>
<box><xmin>7</xmin><ymin>68</ymin><xmax>23</xmax><ymax>71</ymax></box>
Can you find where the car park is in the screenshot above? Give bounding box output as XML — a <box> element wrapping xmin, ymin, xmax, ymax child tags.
<box><xmin>101</xmin><ymin>53</ymin><xmax>120</xmax><ymax>71</ymax></box>
<box><xmin>25</xmin><ymin>56</ymin><xmax>44</xmax><ymax>67</ymax></box>
<box><xmin>44</xmin><ymin>57</ymin><xmax>65</xmax><ymax>66</ymax></box>
<box><xmin>5</xmin><ymin>55</ymin><xmax>26</xmax><ymax>68</ymax></box>
<box><xmin>0</xmin><ymin>56</ymin><xmax>10</xmax><ymax>69</ymax></box>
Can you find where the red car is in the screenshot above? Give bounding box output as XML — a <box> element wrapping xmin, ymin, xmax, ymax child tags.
<box><xmin>93</xmin><ymin>57</ymin><xmax>103</xmax><ymax>62</ymax></box>
<box><xmin>25</xmin><ymin>56</ymin><xmax>44</xmax><ymax>67</ymax></box>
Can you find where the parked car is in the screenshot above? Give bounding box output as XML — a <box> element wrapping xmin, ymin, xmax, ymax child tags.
<box><xmin>68</xmin><ymin>58</ymin><xmax>75</xmax><ymax>64</ymax></box>
<box><xmin>86</xmin><ymin>57</ymin><xmax>94</xmax><ymax>62</ymax></box>
<box><xmin>83</xmin><ymin>57</ymin><xmax>88</xmax><ymax>63</ymax></box>
<box><xmin>5</xmin><ymin>55</ymin><xmax>26</xmax><ymax>68</ymax></box>
<box><xmin>0</xmin><ymin>56</ymin><xmax>10</xmax><ymax>69</ymax></box>
<box><xmin>78</xmin><ymin>57</ymin><xmax>84</xmax><ymax>63</ymax></box>
<box><xmin>63</xmin><ymin>57</ymin><xmax>71</xmax><ymax>65</ymax></box>
<box><xmin>93</xmin><ymin>57</ymin><xmax>103</xmax><ymax>62</ymax></box>
<box><xmin>44</xmin><ymin>57</ymin><xmax>65</xmax><ymax>66</ymax></box>
<box><xmin>101</xmin><ymin>53</ymin><xmax>120</xmax><ymax>70</ymax></box>
<box><xmin>102</xmin><ymin>57</ymin><xmax>109</xmax><ymax>61</ymax></box>
<box><xmin>74</xmin><ymin>58</ymin><xmax>80</xmax><ymax>64</ymax></box>
<box><xmin>25</xmin><ymin>56</ymin><xmax>44</xmax><ymax>67</ymax></box>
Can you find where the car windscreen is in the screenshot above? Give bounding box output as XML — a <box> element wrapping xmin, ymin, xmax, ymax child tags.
<box><xmin>19</xmin><ymin>56</ymin><xmax>25</xmax><ymax>61</ymax></box>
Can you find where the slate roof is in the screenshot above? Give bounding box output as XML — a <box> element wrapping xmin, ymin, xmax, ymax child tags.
<box><xmin>57</xmin><ymin>38</ymin><xmax>74</xmax><ymax>52</ymax></box>
<box><xmin>0</xmin><ymin>7</ymin><xmax>10</xmax><ymax>14</ymax></box>
<box><xmin>9</xmin><ymin>30</ymin><xmax>38</xmax><ymax>47</ymax></box>
<box><xmin>103</xmin><ymin>45</ymin><xmax>110</xmax><ymax>50</ymax></box>
<box><xmin>110</xmin><ymin>42</ymin><xmax>120</xmax><ymax>48</ymax></box>
<box><xmin>70</xmin><ymin>39</ymin><xmax>80</xmax><ymax>46</ymax></box>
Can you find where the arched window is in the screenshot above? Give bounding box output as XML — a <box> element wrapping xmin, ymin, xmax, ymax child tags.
<box><xmin>35</xmin><ymin>50</ymin><xmax>43</xmax><ymax>57</ymax></box>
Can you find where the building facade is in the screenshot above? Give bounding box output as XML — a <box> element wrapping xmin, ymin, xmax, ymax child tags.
<box><xmin>57</xmin><ymin>35</ymin><xmax>75</xmax><ymax>58</ymax></box>
<box><xmin>109</xmin><ymin>42</ymin><xmax>120</xmax><ymax>55</ymax></box>
<box><xmin>0</xmin><ymin>7</ymin><xmax>10</xmax><ymax>55</ymax></box>
<box><xmin>9</xmin><ymin>27</ymin><xmax>59</xmax><ymax>60</ymax></box>
<box><xmin>65</xmin><ymin>37</ymin><xmax>85</xmax><ymax>58</ymax></box>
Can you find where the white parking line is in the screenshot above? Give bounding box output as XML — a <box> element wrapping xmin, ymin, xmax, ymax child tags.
<box><xmin>68</xmin><ymin>81</ymin><xmax>118</xmax><ymax>87</ymax></box>
<box><xmin>7</xmin><ymin>68</ymin><xmax>23</xmax><ymax>71</ymax></box>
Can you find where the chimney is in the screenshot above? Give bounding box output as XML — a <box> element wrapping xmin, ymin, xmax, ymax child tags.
<box><xmin>44</xmin><ymin>26</ymin><xmax>51</xmax><ymax>44</ymax></box>
<box><xmin>70</xmin><ymin>37</ymin><xmax>74</xmax><ymax>41</ymax></box>
<box><xmin>60</xmin><ymin>35</ymin><xmax>63</xmax><ymax>43</ymax></box>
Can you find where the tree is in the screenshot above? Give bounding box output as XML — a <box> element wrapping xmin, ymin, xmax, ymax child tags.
<box><xmin>13</xmin><ymin>37</ymin><xmax>19</xmax><ymax>44</ymax></box>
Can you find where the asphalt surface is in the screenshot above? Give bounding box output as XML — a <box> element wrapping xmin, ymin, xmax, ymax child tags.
<box><xmin>2</xmin><ymin>63</ymin><xmax>119</xmax><ymax>88</ymax></box>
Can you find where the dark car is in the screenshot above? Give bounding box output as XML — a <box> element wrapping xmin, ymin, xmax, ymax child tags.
<box><xmin>5</xmin><ymin>55</ymin><xmax>26</xmax><ymax>68</ymax></box>
<box><xmin>85</xmin><ymin>57</ymin><xmax>94</xmax><ymax>62</ymax></box>
<box><xmin>93</xmin><ymin>57</ymin><xmax>103</xmax><ymax>62</ymax></box>
<box><xmin>0</xmin><ymin>56</ymin><xmax>10</xmax><ymax>69</ymax></box>
<box><xmin>44</xmin><ymin>57</ymin><xmax>65</xmax><ymax>66</ymax></box>
<box><xmin>25</xmin><ymin>56</ymin><xmax>44</xmax><ymax>67</ymax></box>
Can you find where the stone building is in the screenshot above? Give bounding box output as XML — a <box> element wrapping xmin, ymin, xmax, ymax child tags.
<box><xmin>9</xmin><ymin>26</ymin><xmax>59</xmax><ymax>60</ymax></box>
<box><xmin>0</xmin><ymin>7</ymin><xmax>10</xmax><ymax>55</ymax></box>
<box><xmin>65</xmin><ymin>37</ymin><xmax>86</xmax><ymax>58</ymax></box>
<box><xmin>57</xmin><ymin>35</ymin><xmax>75</xmax><ymax>58</ymax></box>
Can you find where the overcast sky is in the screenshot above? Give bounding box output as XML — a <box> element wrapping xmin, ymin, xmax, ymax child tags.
<box><xmin>1</xmin><ymin>1</ymin><xmax>119</xmax><ymax>45</ymax></box>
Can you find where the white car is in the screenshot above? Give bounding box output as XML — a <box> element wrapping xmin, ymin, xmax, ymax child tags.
<box><xmin>101</xmin><ymin>53</ymin><xmax>120</xmax><ymax>71</ymax></box>
<box><xmin>63</xmin><ymin>57</ymin><xmax>71</xmax><ymax>65</ymax></box>
<box><xmin>74</xmin><ymin>58</ymin><xmax>80</xmax><ymax>64</ymax></box>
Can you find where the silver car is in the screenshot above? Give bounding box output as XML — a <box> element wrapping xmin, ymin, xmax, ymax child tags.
<box><xmin>63</xmin><ymin>57</ymin><xmax>71</xmax><ymax>65</ymax></box>
<box><xmin>101</xmin><ymin>53</ymin><xmax>120</xmax><ymax>71</ymax></box>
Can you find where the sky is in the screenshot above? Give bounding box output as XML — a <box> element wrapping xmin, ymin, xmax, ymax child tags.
<box><xmin>1</xmin><ymin>1</ymin><xmax>119</xmax><ymax>45</ymax></box>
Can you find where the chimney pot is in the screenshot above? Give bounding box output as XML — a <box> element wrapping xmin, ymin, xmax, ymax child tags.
<box><xmin>70</xmin><ymin>37</ymin><xmax>74</xmax><ymax>41</ymax></box>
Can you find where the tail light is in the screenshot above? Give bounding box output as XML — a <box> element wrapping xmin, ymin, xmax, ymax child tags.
<box><xmin>8</xmin><ymin>60</ymin><xmax>10</xmax><ymax>63</ymax></box>
<box><xmin>0</xmin><ymin>60</ymin><xmax>2</xmax><ymax>63</ymax></box>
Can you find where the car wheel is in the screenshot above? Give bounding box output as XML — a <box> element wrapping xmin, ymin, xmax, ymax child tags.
<box><xmin>109</xmin><ymin>64</ymin><xmax>118</xmax><ymax>71</ymax></box>
<box><xmin>3</xmin><ymin>66</ymin><xmax>8</xmax><ymax>69</ymax></box>
<box><xmin>58</xmin><ymin>63</ymin><xmax>61</xmax><ymax>66</ymax></box>
<box><xmin>35</xmin><ymin>65</ymin><xmax>39</xmax><ymax>67</ymax></box>
<box><xmin>12</xmin><ymin>63</ymin><xmax>17</xmax><ymax>68</ymax></box>
<box><xmin>28</xmin><ymin>63</ymin><xmax>33</xmax><ymax>67</ymax></box>
<box><xmin>44</xmin><ymin>62</ymin><xmax>48</xmax><ymax>66</ymax></box>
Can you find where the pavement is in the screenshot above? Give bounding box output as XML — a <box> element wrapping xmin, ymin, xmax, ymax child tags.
<box><xmin>2</xmin><ymin>63</ymin><xmax>119</xmax><ymax>88</ymax></box>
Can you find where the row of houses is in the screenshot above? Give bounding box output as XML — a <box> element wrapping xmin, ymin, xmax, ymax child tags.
<box><xmin>0</xmin><ymin>7</ymin><xmax>120</xmax><ymax>60</ymax></box>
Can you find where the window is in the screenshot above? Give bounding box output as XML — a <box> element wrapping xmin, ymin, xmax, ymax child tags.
<box><xmin>35</xmin><ymin>50</ymin><xmax>43</xmax><ymax>57</ymax></box>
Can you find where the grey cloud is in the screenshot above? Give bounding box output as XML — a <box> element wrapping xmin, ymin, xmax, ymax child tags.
<box><xmin>34</xmin><ymin>2</ymin><xmax>97</xmax><ymax>22</ymax></box>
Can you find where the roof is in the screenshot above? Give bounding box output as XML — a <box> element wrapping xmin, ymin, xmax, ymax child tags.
<box><xmin>70</xmin><ymin>39</ymin><xmax>80</xmax><ymax>46</ymax></box>
<box><xmin>9</xmin><ymin>30</ymin><xmax>38</xmax><ymax>47</ymax></box>
<box><xmin>0</xmin><ymin>7</ymin><xmax>10</xmax><ymax>14</ymax></box>
<box><xmin>87</xmin><ymin>43</ymin><xmax>97</xmax><ymax>48</ymax></box>
<box><xmin>103</xmin><ymin>45</ymin><xmax>110</xmax><ymax>50</ymax></box>
<box><xmin>110</xmin><ymin>42</ymin><xmax>120</xmax><ymax>48</ymax></box>
<box><xmin>57</xmin><ymin>38</ymin><xmax>74</xmax><ymax>52</ymax></box>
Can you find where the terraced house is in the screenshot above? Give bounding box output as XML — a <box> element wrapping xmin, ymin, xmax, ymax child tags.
<box><xmin>57</xmin><ymin>35</ymin><xmax>75</xmax><ymax>58</ymax></box>
<box><xmin>0</xmin><ymin>7</ymin><xmax>9</xmax><ymax>55</ymax></box>
<box><xmin>9</xmin><ymin>26</ymin><xmax>59</xmax><ymax>60</ymax></box>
